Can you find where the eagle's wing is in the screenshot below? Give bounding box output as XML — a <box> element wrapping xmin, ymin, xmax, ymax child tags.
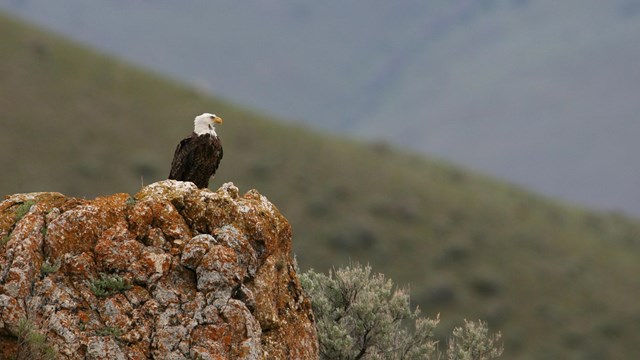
<box><xmin>194</xmin><ymin>135</ymin><xmax>223</xmax><ymax>179</ymax></box>
<box><xmin>168</xmin><ymin>136</ymin><xmax>195</xmax><ymax>180</ymax></box>
<box><xmin>212</xmin><ymin>137</ymin><xmax>223</xmax><ymax>174</ymax></box>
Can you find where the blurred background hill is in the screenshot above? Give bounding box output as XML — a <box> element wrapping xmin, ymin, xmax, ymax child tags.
<box><xmin>1</xmin><ymin>0</ymin><xmax>639</xmax><ymax>215</ymax></box>
<box><xmin>1</xmin><ymin>12</ymin><xmax>640</xmax><ymax>359</ymax></box>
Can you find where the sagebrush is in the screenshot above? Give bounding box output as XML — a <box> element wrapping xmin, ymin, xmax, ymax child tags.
<box><xmin>301</xmin><ymin>264</ymin><xmax>502</xmax><ymax>360</ymax></box>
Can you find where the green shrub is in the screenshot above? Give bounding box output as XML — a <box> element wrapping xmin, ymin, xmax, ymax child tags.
<box><xmin>14</xmin><ymin>200</ymin><xmax>36</xmax><ymax>221</ymax></box>
<box><xmin>447</xmin><ymin>320</ymin><xmax>503</xmax><ymax>360</ymax></box>
<box><xmin>88</xmin><ymin>273</ymin><xmax>132</xmax><ymax>297</ymax></box>
<box><xmin>11</xmin><ymin>318</ymin><xmax>57</xmax><ymax>360</ymax></box>
<box><xmin>1</xmin><ymin>234</ymin><xmax>10</xmax><ymax>247</ymax></box>
<box><xmin>40</xmin><ymin>258</ymin><xmax>61</xmax><ymax>276</ymax></box>
<box><xmin>96</xmin><ymin>326</ymin><xmax>123</xmax><ymax>339</ymax></box>
<box><xmin>300</xmin><ymin>264</ymin><xmax>503</xmax><ymax>360</ymax></box>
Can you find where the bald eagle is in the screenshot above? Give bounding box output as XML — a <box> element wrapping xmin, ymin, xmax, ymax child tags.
<box><xmin>168</xmin><ymin>113</ymin><xmax>224</xmax><ymax>188</ymax></box>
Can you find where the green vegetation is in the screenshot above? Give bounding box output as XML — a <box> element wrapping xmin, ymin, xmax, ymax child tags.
<box><xmin>0</xmin><ymin>234</ymin><xmax>10</xmax><ymax>247</ymax></box>
<box><xmin>10</xmin><ymin>319</ymin><xmax>57</xmax><ymax>360</ymax></box>
<box><xmin>96</xmin><ymin>326</ymin><xmax>123</xmax><ymax>339</ymax></box>
<box><xmin>40</xmin><ymin>258</ymin><xmax>61</xmax><ymax>276</ymax></box>
<box><xmin>14</xmin><ymin>200</ymin><xmax>35</xmax><ymax>222</ymax></box>
<box><xmin>1</xmin><ymin>12</ymin><xmax>640</xmax><ymax>358</ymax></box>
<box><xmin>447</xmin><ymin>320</ymin><xmax>503</xmax><ymax>360</ymax></box>
<box><xmin>88</xmin><ymin>273</ymin><xmax>132</xmax><ymax>297</ymax></box>
<box><xmin>301</xmin><ymin>264</ymin><xmax>502</xmax><ymax>360</ymax></box>
<box><xmin>0</xmin><ymin>200</ymin><xmax>38</xmax><ymax>248</ymax></box>
<box><xmin>126</xmin><ymin>196</ymin><xmax>137</xmax><ymax>206</ymax></box>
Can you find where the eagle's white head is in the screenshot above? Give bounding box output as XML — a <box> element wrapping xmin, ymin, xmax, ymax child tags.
<box><xmin>194</xmin><ymin>113</ymin><xmax>223</xmax><ymax>136</ymax></box>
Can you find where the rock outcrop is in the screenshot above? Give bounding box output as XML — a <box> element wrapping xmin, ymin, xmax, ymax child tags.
<box><xmin>0</xmin><ymin>181</ymin><xmax>318</xmax><ymax>359</ymax></box>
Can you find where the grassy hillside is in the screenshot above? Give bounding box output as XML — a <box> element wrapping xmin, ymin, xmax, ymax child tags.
<box><xmin>2</xmin><ymin>0</ymin><xmax>640</xmax><ymax>215</ymax></box>
<box><xmin>1</xmin><ymin>13</ymin><xmax>640</xmax><ymax>359</ymax></box>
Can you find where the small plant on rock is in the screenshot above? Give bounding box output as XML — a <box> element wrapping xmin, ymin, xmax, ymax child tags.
<box><xmin>88</xmin><ymin>273</ymin><xmax>132</xmax><ymax>297</ymax></box>
<box><xmin>40</xmin><ymin>258</ymin><xmax>61</xmax><ymax>276</ymax></box>
<box><xmin>14</xmin><ymin>200</ymin><xmax>36</xmax><ymax>222</ymax></box>
<box><xmin>11</xmin><ymin>318</ymin><xmax>57</xmax><ymax>360</ymax></box>
<box><xmin>1</xmin><ymin>233</ymin><xmax>10</xmax><ymax>247</ymax></box>
<box><xmin>96</xmin><ymin>326</ymin><xmax>123</xmax><ymax>339</ymax></box>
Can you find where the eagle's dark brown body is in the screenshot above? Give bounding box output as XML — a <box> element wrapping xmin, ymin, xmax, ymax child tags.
<box><xmin>168</xmin><ymin>132</ymin><xmax>223</xmax><ymax>188</ymax></box>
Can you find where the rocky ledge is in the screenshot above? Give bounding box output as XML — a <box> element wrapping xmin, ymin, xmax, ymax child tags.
<box><xmin>0</xmin><ymin>180</ymin><xmax>318</xmax><ymax>359</ymax></box>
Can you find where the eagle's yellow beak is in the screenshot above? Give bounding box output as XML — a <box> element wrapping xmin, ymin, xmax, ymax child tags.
<box><xmin>213</xmin><ymin>116</ymin><xmax>224</xmax><ymax>124</ymax></box>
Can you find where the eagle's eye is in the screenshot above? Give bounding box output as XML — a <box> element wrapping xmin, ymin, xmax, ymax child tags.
<box><xmin>209</xmin><ymin>116</ymin><xmax>215</xmax><ymax>120</ymax></box>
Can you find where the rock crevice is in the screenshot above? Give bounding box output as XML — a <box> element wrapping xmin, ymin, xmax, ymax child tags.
<box><xmin>0</xmin><ymin>181</ymin><xmax>318</xmax><ymax>359</ymax></box>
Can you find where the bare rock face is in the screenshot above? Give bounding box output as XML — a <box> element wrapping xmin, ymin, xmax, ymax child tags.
<box><xmin>0</xmin><ymin>181</ymin><xmax>318</xmax><ymax>359</ymax></box>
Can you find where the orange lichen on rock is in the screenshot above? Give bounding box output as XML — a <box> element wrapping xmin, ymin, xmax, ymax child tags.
<box><xmin>0</xmin><ymin>180</ymin><xmax>318</xmax><ymax>359</ymax></box>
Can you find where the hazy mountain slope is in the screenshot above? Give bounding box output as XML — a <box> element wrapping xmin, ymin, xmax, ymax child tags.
<box><xmin>2</xmin><ymin>13</ymin><xmax>640</xmax><ymax>359</ymax></box>
<box><xmin>367</xmin><ymin>0</ymin><xmax>640</xmax><ymax>214</ymax></box>
<box><xmin>1</xmin><ymin>0</ymin><xmax>639</xmax><ymax>215</ymax></box>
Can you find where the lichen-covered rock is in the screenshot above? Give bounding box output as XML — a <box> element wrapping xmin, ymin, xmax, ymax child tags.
<box><xmin>0</xmin><ymin>181</ymin><xmax>318</xmax><ymax>359</ymax></box>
